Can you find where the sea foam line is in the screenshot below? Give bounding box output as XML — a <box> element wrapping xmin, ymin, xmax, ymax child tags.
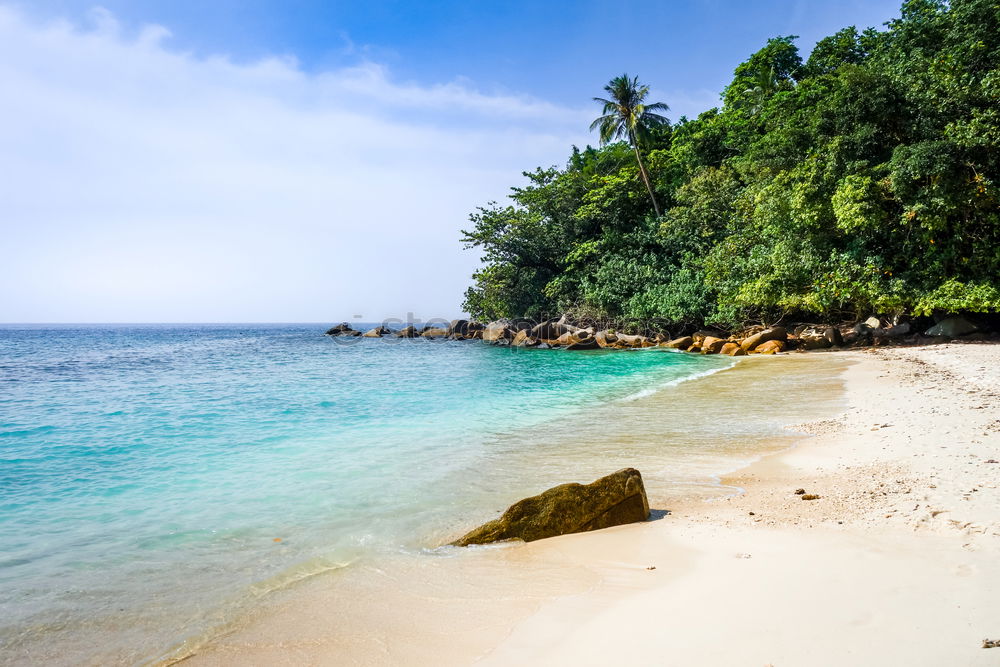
<box><xmin>619</xmin><ymin>360</ymin><xmax>737</xmax><ymax>402</ymax></box>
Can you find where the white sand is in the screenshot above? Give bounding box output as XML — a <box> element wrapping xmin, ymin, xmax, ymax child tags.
<box><xmin>182</xmin><ymin>344</ymin><xmax>1000</xmax><ymax>666</ymax></box>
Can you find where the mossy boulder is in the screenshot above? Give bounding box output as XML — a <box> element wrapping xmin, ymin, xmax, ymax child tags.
<box><xmin>452</xmin><ymin>468</ymin><xmax>650</xmax><ymax>546</ymax></box>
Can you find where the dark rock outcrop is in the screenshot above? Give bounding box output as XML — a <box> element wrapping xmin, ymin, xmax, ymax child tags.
<box><xmin>566</xmin><ymin>336</ymin><xmax>599</xmax><ymax>350</ymax></box>
<box><xmin>925</xmin><ymin>317</ymin><xmax>978</xmax><ymax>338</ymax></box>
<box><xmin>452</xmin><ymin>468</ymin><xmax>650</xmax><ymax>546</ymax></box>
<box><xmin>325</xmin><ymin>323</ymin><xmax>356</xmax><ymax>336</ymax></box>
<box><xmin>797</xmin><ymin>326</ymin><xmax>838</xmax><ymax>350</ymax></box>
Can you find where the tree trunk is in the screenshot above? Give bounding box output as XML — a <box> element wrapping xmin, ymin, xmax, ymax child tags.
<box><xmin>631</xmin><ymin>142</ymin><xmax>661</xmax><ymax>217</ymax></box>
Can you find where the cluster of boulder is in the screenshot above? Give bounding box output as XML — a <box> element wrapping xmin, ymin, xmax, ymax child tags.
<box><xmin>326</xmin><ymin>315</ymin><xmax>994</xmax><ymax>353</ymax></box>
<box><xmin>479</xmin><ymin>315</ymin><xmax>668</xmax><ymax>350</ymax></box>
<box><xmin>324</xmin><ymin>320</ymin><xmax>485</xmax><ymax>340</ymax></box>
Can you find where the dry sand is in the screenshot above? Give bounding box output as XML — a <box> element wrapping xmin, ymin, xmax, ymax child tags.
<box><xmin>182</xmin><ymin>343</ymin><xmax>1000</xmax><ymax>666</ymax></box>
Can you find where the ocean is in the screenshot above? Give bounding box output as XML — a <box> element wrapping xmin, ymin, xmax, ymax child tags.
<box><xmin>0</xmin><ymin>324</ymin><xmax>839</xmax><ymax>664</ymax></box>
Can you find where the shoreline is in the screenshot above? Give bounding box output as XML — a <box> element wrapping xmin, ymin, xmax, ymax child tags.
<box><xmin>176</xmin><ymin>344</ymin><xmax>1000</xmax><ymax>665</ymax></box>
<box><xmin>176</xmin><ymin>352</ymin><xmax>849</xmax><ymax>665</ymax></box>
<box><xmin>180</xmin><ymin>343</ymin><xmax>1000</xmax><ymax>665</ymax></box>
<box><xmin>482</xmin><ymin>343</ymin><xmax>1000</xmax><ymax>665</ymax></box>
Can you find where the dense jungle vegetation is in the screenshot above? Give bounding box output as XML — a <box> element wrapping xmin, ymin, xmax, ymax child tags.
<box><xmin>461</xmin><ymin>0</ymin><xmax>1000</xmax><ymax>330</ymax></box>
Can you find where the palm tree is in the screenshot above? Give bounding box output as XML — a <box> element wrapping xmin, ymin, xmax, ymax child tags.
<box><xmin>743</xmin><ymin>66</ymin><xmax>779</xmax><ymax>115</ymax></box>
<box><xmin>590</xmin><ymin>74</ymin><xmax>670</xmax><ymax>216</ymax></box>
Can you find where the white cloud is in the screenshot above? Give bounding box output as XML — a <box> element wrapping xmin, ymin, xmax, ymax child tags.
<box><xmin>0</xmin><ymin>5</ymin><xmax>593</xmax><ymax>322</ymax></box>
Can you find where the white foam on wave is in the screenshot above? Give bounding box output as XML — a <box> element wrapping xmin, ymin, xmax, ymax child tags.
<box><xmin>619</xmin><ymin>360</ymin><xmax>738</xmax><ymax>402</ymax></box>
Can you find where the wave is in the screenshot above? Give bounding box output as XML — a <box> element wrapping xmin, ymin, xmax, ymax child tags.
<box><xmin>619</xmin><ymin>359</ymin><xmax>737</xmax><ymax>402</ymax></box>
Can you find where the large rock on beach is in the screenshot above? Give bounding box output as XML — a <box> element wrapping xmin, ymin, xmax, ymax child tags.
<box><xmin>594</xmin><ymin>330</ymin><xmax>618</xmax><ymax>348</ymax></box>
<box><xmin>663</xmin><ymin>336</ymin><xmax>693</xmax><ymax>349</ymax></box>
<box><xmin>754</xmin><ymin>339</ymin><xmax>786</xmax><ymax>354</ymax></box>
<box><xmin>925</xmin><ymin>317</ymin><xmax>978</xmax><ymax>338</ymax></box>
<box><xmin>531</xmin><ymin>318</ymin><xmax>573</xmax><ymax>341</ymax></box>
<box><xmin>554</xmin><ymin>331</ymin><xmax>593</xmax><ymax>347</ymax></box>
<box><xmin>452</xmin><ymin>468</ymin><xmax>650</xmax><ymax>546</ymax></box>
<box><xmin>879</xmin><ymin>322</ymin><xmax>911</xmax><ymax>338</ymax></box>
<box><xmin>720</xmin><ymin>342</ymin><xmax>745</xmax><ymax>356</ymax></box>
<box><xmin>448</xmin><ymin>319</ymin><xmax>473</xmax><ymax>336</ymax></box>
<box><xmin>483</xmin><ymin>321</ymin><xmax>515</xmax><ymax>343</ymax></box>
<box><xmin>700</xmin><ymin>336</ymin><xmax>727</xmax><ymax>354</ymax></box>
<box><xmin>797</xmin><ymin>326</ymin><xmax>836</xmax><ymax>349</ymax></box>
<box><xmin>740</xmin><ymin>326</ymin><xmax>787</xmax><ymax>352</ymax></box>
<box><xmin>613</xmin><ymin>333</ymin><xmax>651</xmax><ymax>349</ymax></box>
<box><xmin>512</xmin><ymin>329</ymin><xmax>539</xmax><ymax>347</ymax></box>
<box><xmin>566</xmin><ymin>336</ymin><xmax>599</xmax><ymax>350</ymax></box>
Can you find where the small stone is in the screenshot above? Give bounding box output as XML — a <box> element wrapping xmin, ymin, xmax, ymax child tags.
<box><xmin>801</xmin><ymin>494</ymin><xmax>820</xmax><ymax>501</ymax></box>
<box><xmin>646</xmin><ymin>565</ymin><xmax>656</xmax><ymax>570</ymax></box>
<box><xmin>983</xmin><ymin>639</ymin><xmax>999</xmax><ymax>649</ymax></box>
<box><xmin>794</xmin><ymin>488</ymin><xmax>806</xmax><ymax>495</ymax></box>
<box><xmin>748</xmin><ymin>511</ymin><xmax>755</xmax><ymax>516</ymax></box>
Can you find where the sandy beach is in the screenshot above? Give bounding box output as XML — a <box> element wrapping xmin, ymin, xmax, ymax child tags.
<box><xmin>183</xmin><ymin>343</ymin><xmax>1000</xmax><ymax>666</ymax></box>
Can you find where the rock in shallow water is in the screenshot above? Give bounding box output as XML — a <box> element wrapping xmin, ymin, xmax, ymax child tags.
<box><xmin>452</xmin><ymin>468</ymin><xmax>650</xmax><ymax>546</ymax></box>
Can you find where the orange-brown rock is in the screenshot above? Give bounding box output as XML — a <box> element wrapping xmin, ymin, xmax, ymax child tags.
<box><xmin>740</xmin><ymin>326</ymin><xmax>787</xmax><ymax>352</ymax></box>
<box><xmin>663</xmin><ymin>336</ymin><xmax>693</xmax><ymax>349</ymax></box>
<box><xmin>754</xmin><ymin>339</ymin><xmax>786</xmax><ymax>354</ymax></box>
<box><xmin>614</xmin><ymin>333</ymin><xmax>649</xmax><ymax>348</ymax></box>
<box><xmin>594</xmin><ymin>330</ymin><xmax>618</xmax><ymax>348</ymax></box>
<box><xmin>720</xmin><ymin>342</ymin><xmax>745</xmax><ymax>356</ymax></box>
<box><xmin>482</xmin><ymin>320</ymin><xmax>514</xmax><ymax>343</ymax></box>
<box><xmin>700</xmin><ymin>336</ymin><xmax>727</xmax><ymax>354</ymax></box>
<box><xmin>512</xmin><ymin>329</ymin><xmax>539</xmax><ymax>347</ymax></box>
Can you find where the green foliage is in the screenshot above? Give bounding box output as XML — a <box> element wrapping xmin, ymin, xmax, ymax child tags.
<box><xmin>462</xmin><ymin>0</ymin><xmax>1000</xmax><ymax>326</ymax></box>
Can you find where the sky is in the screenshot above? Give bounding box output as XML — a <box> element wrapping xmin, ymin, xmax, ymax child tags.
<box><xmin>0</xmin><ymin>0</ymin><xmax>903</xmax><ymax>323</ymax></box>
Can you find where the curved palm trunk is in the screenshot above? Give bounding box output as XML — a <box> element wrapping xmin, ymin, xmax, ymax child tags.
<box><xmin>631</xmin><ymin>142</ymin><xmax>661</xmax><ymax>217</ymax></box>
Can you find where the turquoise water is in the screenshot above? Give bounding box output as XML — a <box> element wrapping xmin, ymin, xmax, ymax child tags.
<box><xmin>0</xmin><ymin>324</ymin><xmax>731</xmax><ymax>664</ymax></box>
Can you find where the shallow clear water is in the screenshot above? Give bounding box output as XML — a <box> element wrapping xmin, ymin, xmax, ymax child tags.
<box><xmin>0</xmin><ymin>324</ymin><xmax>735</xmax><ymax>665</ymax></box>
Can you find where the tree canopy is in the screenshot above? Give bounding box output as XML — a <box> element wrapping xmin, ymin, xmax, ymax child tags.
<box><xmin>462</xmin><ymin>0</ymin><xmax>1000</xmax><ymax>329</ymax></box>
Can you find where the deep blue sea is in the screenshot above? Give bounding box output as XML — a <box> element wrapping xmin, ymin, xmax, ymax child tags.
<box><xmin>0</xmin><ymin>323</ymin><xmax>736</xmax><ymax>665</ymax></box>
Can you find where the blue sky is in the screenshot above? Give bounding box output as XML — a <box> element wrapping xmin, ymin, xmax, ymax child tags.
<box><xmin>19</xmin><ymin>0</ymin><xmax>903</xmax><ymax>119</ymax></box>
<box><xmin>1</xmin><ymin>1</ymin><xmax>903</xmax><ymax>322</ymax></box>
